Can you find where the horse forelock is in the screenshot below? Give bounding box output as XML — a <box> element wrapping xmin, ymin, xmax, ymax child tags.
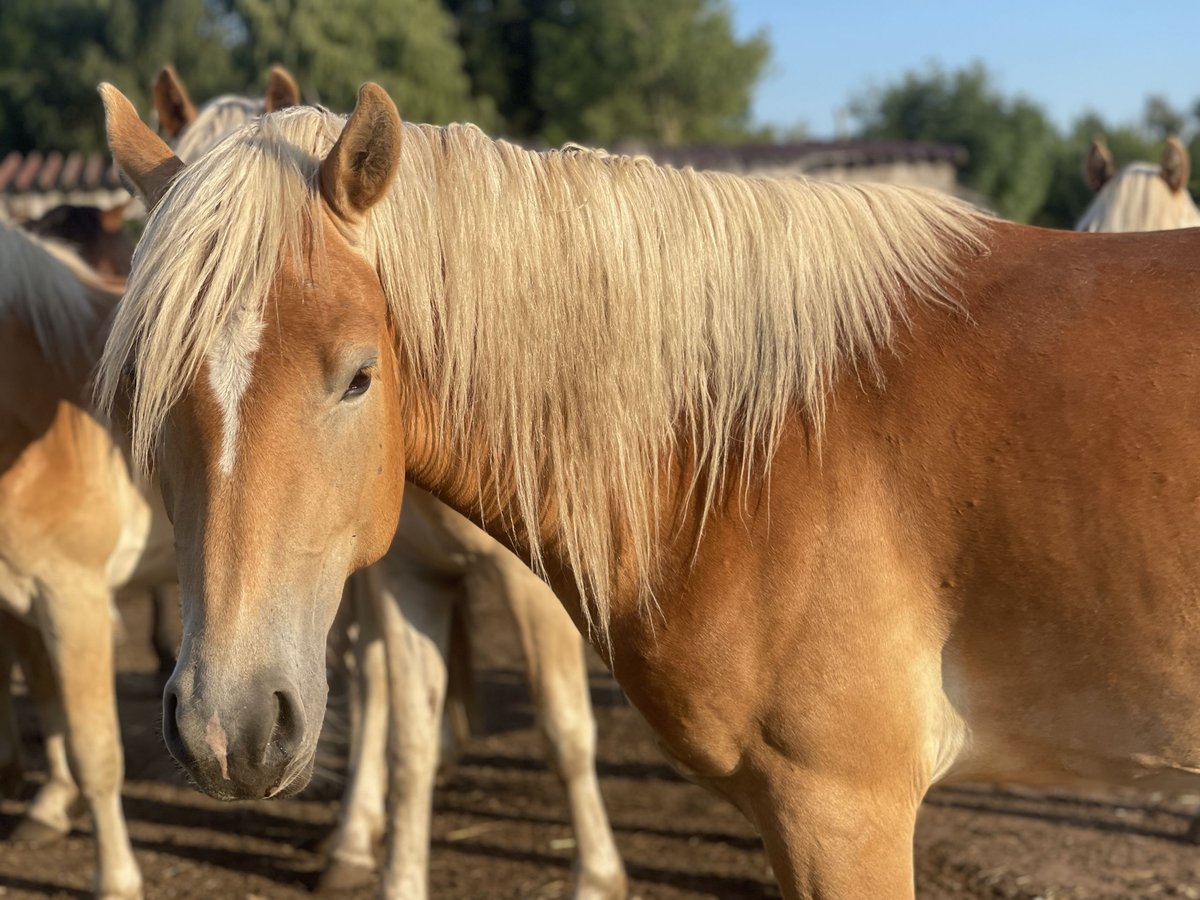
<box><xmin>97</xmin><ymin>103</ymin><xmax>987</xmax><ymax>642</ymax></box>
<box><xmin>1076</xmin><ymin>162</ymin><xmax>1200</xmax><ymax>233</ymax></box>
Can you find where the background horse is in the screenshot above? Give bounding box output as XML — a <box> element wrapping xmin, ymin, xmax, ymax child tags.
<box><xmin>0</xmin><ymin>221</ymin><xmax>175</xmax><ymax>899</ymax></box>
<box><xmin>98</xmin><ymin>82</ymin><xmax>1200</xmax><ymax>898</ymax></box>
<box><xmin>23</xmin><ymin>203</ymin><xmax>134</xmax><ymax>278</ymax></box>
<box><xmin>1076</xmin><ymin>135</ymin><xmax>1200</xmax><ymax>231</ymax></box>
<box><xmin>145</xmin><ymin>68</ymin><xmax>626</xmax><ymax>898</ymax></box>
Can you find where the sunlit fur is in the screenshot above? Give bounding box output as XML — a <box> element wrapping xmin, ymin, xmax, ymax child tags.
<box><xmin>1076</xmin><ymin>162</ymin><xmax>1200</xmax><ymax>232</ymax></box>
<box><xmin>97</xmin><ymin>105</ymin><xmax>986</xmax><ymax>640</ymax></box>
<box><xmin>0</xmin><ymin>221</ymin><xmax>101</xmax><ymax>360</ymax></box>
<box><xmin>173</xmin><ymin>94</ymin><xmax>263</xmax><ymax>163</ymax></box>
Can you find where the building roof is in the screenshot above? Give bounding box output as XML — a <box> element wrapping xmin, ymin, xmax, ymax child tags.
<box><xmin>619</xmin><ymin>139</ymin><xmax>968</xmax><ymax>173</ymax></box>
<box><xmin>0</xmin><ymin>138</ymin><xmax>966</xmax><ymax>196</ymax></box>
<box><xmin>0</xmin><ymin>150</ymin><xmax>123</xmax><ymax>194</ymax></box>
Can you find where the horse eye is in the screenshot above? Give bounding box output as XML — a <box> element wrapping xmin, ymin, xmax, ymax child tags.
<box><xmin>343</xmin><ymin>369</ymin><xmax>372</xmax><ymax>400</ymax></box>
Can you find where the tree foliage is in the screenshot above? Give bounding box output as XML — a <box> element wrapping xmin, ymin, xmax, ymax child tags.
<box><xmin>0</xmin><ymin>0</ymin><xmax>240</xmax><ymax>153</ymax></box>
<box><xmin>852</xmin><ymin>63</ymin><xmax>1200</xmax><ymax>226</ymax></box>
<box><xmin>230</xmin><ymin>0</ymin><xmax>491</xmax><ymax>126</ymax></box>
<box><xmin>445</xmin><ymin>0</ymin><xmax>769</xmax><ymax>145</ymax></box>
<box><xmin>0</xmin><ymin>0</ymin><xmax>767</xmax><ymax>154</ymax></box>
<box><xmin>852</xmin><ymin>64</ymin><xmax>1059</xmax><ymax>222</ymax></box>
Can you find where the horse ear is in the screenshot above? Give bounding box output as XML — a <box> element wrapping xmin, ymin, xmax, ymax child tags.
<box><xmin>152</xmin><ymin>65</ymin><xmax>197</xmax><ymax>139</ymax></box>
<box><xmin>99</xmin><ymin>201</ymin><xmax>129</xmax><ymax>234</ymax></box>
<box><xmin>1084</xmin><ymin>137</ymin><xmax>1115</xmax><ymax>192</ymax></box>
<box><xmin>99</xmin><ymin>83</ymin><xmax>185</xmax><ymax>213</ymax></box>
<box><xmin>1161</xmin><ymin>136</ymin><xmax>1190</xmax><ymax>194</ymax></box>
<box><xmin>264</xmin><ymin>65</ymin><xmax>301</xmax><ymax>113</ymax></box>
<box><xmin>319</xmin><ymin>83</ymin><xmax>402</xmax><ymax>225</ymax></box>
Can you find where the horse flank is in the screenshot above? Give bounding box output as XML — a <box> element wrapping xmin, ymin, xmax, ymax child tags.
<box><xmin>0</xmin><ymin>221</ymin><xmax>105</xmax><ymax>360</ymax></box>
<box><xmin>1076</xmin><ymin>162</ymin><xmax>1200</xmax><ymax>232</ymax></box>
<box><xmin>98</xmin><ymin>104</ymin><xmax>986</xmax><ymax>639</ymax></box>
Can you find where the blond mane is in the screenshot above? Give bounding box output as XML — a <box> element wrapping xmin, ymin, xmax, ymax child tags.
<box><xmin>0</xmin><ymin>220</ymin><xmax>105</xmax><ymax>360</ymax></box>
<box><xmin>173</xmin><ymin>94</ymin><xmax>264</xmax><ymax>163</ymax></box>
<box><xmin>99</xmin><ymin>105</ymin><xmax>986</xmax><ymax>638</ymax></box>
<box><xmin>1076</xmin><ymin>162</ymin><xmax>1200</xmax><ymax>232</ymax></box>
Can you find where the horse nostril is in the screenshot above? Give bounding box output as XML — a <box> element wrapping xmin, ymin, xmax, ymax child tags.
<box><xmin>268</xmin><ymin>689</ymin><xmax>304</xmax><ymax>764</ymax></box>
<box><xmin>163</xmin><ymin>688</ymin><xmax>182</xmax><ymax>752</ymax></box>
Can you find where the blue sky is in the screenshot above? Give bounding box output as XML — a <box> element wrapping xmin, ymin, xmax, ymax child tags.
<box><xmin>731</xmin><ymin>1</ymin><xmax>1200</xmax><ymax>136</ymax></box>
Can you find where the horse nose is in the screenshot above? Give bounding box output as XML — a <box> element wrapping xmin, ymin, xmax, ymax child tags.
<box><xmin>163</xmin><ymin>676</ymin><xmax>309</xmax><ymax>799</ymax></box>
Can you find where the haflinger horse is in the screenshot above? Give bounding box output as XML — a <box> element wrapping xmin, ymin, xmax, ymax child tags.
<box><xmin>98</xmin><ymin>79</ymin><xmax>1200</xmax><ymax>899</ymax></box>
<box><xmin>1077</xmin><ymin>135</ymin><xmax>1200</xmax><ymax>232</ymax></box>
<box><xmin>0</xmin><ymin>221</ymin><xmax>175</xmax><ymax>899</ymax></box>
<box><xmin>149</xmin><ymin>67</ymin><xmax>627</xmax><ymax>897</ymax></box>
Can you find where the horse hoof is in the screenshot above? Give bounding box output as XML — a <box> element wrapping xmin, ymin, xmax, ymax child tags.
<box><xmin>315</xmin><ymin>860</ymin><xmax>376</xmax><ymax>893</ymax></box>
<box><xmin>1187</xmin><ymin>817</ymin><xmax>1200</xmax><ymax>844</ymax></box>
<box><xmin>10</xmin><ymin>815</ymin><xmax>68</xmax><ymax>845</ymax></box>
<box><xmin>575</xmin><ymin>870</ymin><xmax>629</xmax><ymax>900</ymax></box>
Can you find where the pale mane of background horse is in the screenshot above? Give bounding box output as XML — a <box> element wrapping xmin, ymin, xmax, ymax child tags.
<box><xmin>0</xmin><ymin>222</ymin><xmax>101</xmax><ymax>357</ymax></box>
<box><xmin>98</xmin><ymin>105</ymin><xmax>985</xmax><ymax>642</ymax></box>
<box><xmin>1076</xmin><ymin>135</ymin><xmax>1200</xmax><ymax>232</ymax></box>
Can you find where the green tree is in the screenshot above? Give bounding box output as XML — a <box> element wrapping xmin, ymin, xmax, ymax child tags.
<box><xmin>445</xmin><ymin>0</ymin><xmax>769</xmax><ymax>146</ymax></box>
<box><xmin>230</xmin><ymin>0</ymin><xmax>491</xmax><ymax>126</ymax></box>
<box><xmin>851</xmin><ymin>64</ymin><xmax>1058</xmax><ymax>223</ymax></box>
<box><xmin>0</xmin><ymin>0</ymin><xmax>239</xmax><ymax>153</ymax></box>
<box><xmin>1143</xmin><ymin>95</ymin><xmax>1186</xmax><ymax>141</ymax></box>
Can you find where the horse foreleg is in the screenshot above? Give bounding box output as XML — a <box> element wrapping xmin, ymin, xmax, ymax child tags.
<box><xmin>495</xmin><ymin>562</ymin><xmax>627</xmax><ymax>900</ymax></box>
<box><xmin>37</xmin><ymin>576</ymin><xmax>141</xmax><ymax>899</ymax></box>
<box><xmin>0</xmin><ymin>626</ymin><xmax>24</xmax><ymax>796</ymax></box>
<box><xmin>9</xmin><ymin>616</ymin><xmax>78</xmax><ymax>841</ymax></box>
<box><xmin>371</xmin><ymin>562</ymin><xmax>454</xmax><ymax>900</ymax></box>
<box><xmin>149</xmin><ymin>585</ymin><xmax>180</xmax><ymax>682</ymax></box>
<box><xmin>320</xmin><ymin>571</ymin><xmax>390</xmax><ymax>892</ymax></box>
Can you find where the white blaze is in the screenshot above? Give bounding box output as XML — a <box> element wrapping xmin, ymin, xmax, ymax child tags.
<box><xmin>206</xmin><ymin>307</ymin><xmax>265</xmax><ymax>474</ymax></box>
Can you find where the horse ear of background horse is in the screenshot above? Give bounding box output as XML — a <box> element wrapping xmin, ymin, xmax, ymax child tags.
<box><xmin>264</xmin><ymin>64</ymin><xmax>301</xmax><ymax>113</ymax></box>
<box><xmin>1084</xmin><ymin>136</ymin><xmax>1115</xmax><ymax>192</ymax></box>
<box><xmin>152</xmin><ymin>65</ymin><xmax>197</xmax><ymax>139</ymax></box>
<box><xmin>1161</xmin><ymin>135</ymin><xmax>1191</xmax><ymax>193</ymax></box>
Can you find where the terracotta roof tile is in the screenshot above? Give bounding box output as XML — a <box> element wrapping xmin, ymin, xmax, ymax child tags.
<box><xmin>0</xmin><ymin>150</ymin><xmax>123</xmax><ymax>193</ymax></box>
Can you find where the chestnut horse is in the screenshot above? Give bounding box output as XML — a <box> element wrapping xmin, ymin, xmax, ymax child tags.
<box><xmin>1077</xmin><ymin>135</ymin><xmax>1200</xmax><ymax>231</ymax></box>
<box><xmin>148</xmin><ymin>68</ymin><xmax>626</xmax><ymax>897</ymax></box>
<box><xmin>0</xmin><ymin>221</ymin><xmax>175</xmax><ymax>898</ymax></box>
<box><xmin>99</xmin><ymin>81</ymin><xmax>1200</xmax><ymax>898</ymax></box>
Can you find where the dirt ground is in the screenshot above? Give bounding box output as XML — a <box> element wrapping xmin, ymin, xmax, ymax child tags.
<box><xmin>2</xmin><ymin>595</ymin><xmax>1200</xmax><ymax>899</ymax></box>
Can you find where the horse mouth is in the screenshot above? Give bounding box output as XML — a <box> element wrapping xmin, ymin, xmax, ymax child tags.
<box><xmin>265</xmin><ymin>753</ymin><xmax>316</xmax><ymax>800</ymax></box>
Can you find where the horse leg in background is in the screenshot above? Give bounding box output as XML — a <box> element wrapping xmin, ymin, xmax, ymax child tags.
<box><xmin>0</xmin><ymin>628</ymin><xmax>25</xmax><ymax>796</ymax></box>
<box><xmin>319</xmin><ymin>572</ymin><xmax>390</xmax><ymax>892</ymax></box>
<box><xmin>370</xmin><ymin>561</ymin><xmax>454</xmax><ymax>900</ymax></box>
<box><xmin>36</xmin><ymin>573</ymin><xmax>142</xmax><ymax>899</ymax></box>
<box><xmin>489</xmin><ymin>560</ymin><xmax>627</xmax><ymax>900</ymax></box>
<box><xmin>8</xmin><ymin>614</ymin><xmax>80</xmax><ymax>843</ymax></box>
<box><xmin>149</xmin><ymin>585</ymin><xmax>180</xmax><ymax>682</ymax></box>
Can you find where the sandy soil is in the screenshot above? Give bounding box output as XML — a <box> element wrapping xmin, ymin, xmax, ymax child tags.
<box><xmin>1</xmin><ymin>594</ymin><xmax>1198</xmax><ymax>899</ymax></box>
